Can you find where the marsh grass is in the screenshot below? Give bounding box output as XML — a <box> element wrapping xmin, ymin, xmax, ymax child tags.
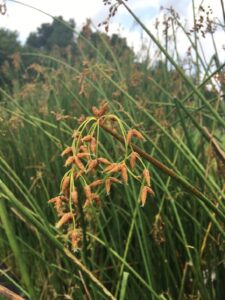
<box><xmin>0</xmin><ymin>0</ymin><xmax>225</xmax><ymax>299</ymax></box>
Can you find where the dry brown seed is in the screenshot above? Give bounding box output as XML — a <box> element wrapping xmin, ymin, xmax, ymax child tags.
<box><xmin>127</xmin><ymin>129</ymin><xmax>145</xmax><ymax>144</ymax></box>
<box><xmin>70</xmin><ymin>229</ymin><xmax>82</xmax><ymax>250</ymax></box>
<box><xmin>121</xmin><ymin>164</ymin><xmax>128</xmax><ymax>184</ymax></box>
<box><xmin>140</xmin><ymin>186</ymin><xmax>148</xmax><ymax>207</ymax></box>
<box><xmin>71</xmin><ymin>190</ymin><xmax>78</xmax><ymax>205</ymax></box>
<box><xmin>87</xmin><ymin>159</ymin><xmax>98</xmax><ymax>173</ymax></box>
<box><xmin>146</xmin><ymin>186</ymin><xmax>155</xmax><ymax>197</ymax></box>
<box><xmin>109</xmin><ymin>177</ymin><xmax>121</xmax><ymax>183</ymax></box>
<box><xmin>130</xmin><ymin>152</ymin><xmax>139</xmax><ymax>171</ymax></box>
<box><xmin>92</xmin><ymin>106</ymin><xmax>100</xmax><ymax>117</ymax></box>
<box><xmin>84</xmin><ymin>185</ymin><xmax>92</xmax><ymax>199</ymax></box>
<box><xmin>62</xmin><ymin>176</ymin><xmax>70</xmax><ymax>194</ymax></box>
<box><xmin>143</xmin><ymin>168</ymin><xmax>151</xmax><ymax>186</ymax></box>
<box><xmin>105</xmin><ymin>163</ymin><xmax>122</xmax><ymax>174</ymax></box>
<box><xmin>64</xmin><ymin>156</ymin><xmax>75</xmax><ymax>167</ymax></box>
<box><xmin>74</xmin><ymin>156</ymin><xmax>85</xmax><ymax>171</ymax></box>
<box><xmin>82</xmin><ymin>135</ymin><xmax>92</xmax><ymax>142</ymax></box>
<box><xmin>61</xmin><ymin>147</ymin><xmax>73</xmax><ymax>157</ymax></box>
<box><xmin>104</xmin><ymin>163</ymin><xmax>118</xmax><ymax>172</ymax></box>
<box><xmin>48</xmin><ymin>196</ymin><xmax>61</xmax><ymax>204</ymax></box>
<box><xmin>79</xmin><ymin>145</ymin><xmax>88</xmax><ymax>153</ymax></box>
<box><xmin>55</xmin><ymin>212</ymin><xmax>73</xmax><ymax>229</ymax></box>
<box><xmin>98</xmin><ymin>102</ymin><xmax>108</xmax><ymax>116</ymax></box>
<box><xmin>89</xmin><ymin>179</ymin><xmax>103</xmax><ymax>188</ymax></box>
<box><xmin>105</xmin><ymin>178</ymin><xmax>111</xmax><ymax>195</ymax></box>
<box><xmin>92</xmin><ymin>194</ymin><xmax>101</xmax><ymax>205</ymax></box>
<box><xmin>98</xmin><ymin>157</ymin><xmax>111</xmax><ymax>165</ymax></box>
<box><xmin>77</xmin><ymin>152</ymin><xmax>90</xmax><ymax>159</ymax></box>
<box><xmin>90</xmin><ymin>138</ymin><xmax>97</xmax><ymax>154</ymax></box>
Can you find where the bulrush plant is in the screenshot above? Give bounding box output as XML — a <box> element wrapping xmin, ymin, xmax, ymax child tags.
<box><xmin>48</xmin><ymin>101</ymin><xmax>155</xmax><ymax>252</ymax></box>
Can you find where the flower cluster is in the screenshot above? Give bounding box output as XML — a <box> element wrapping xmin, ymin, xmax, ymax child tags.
<box><xmin>49</xmin><ymin>102</ymin><xmax>155</xmax><ymax>251</ymax></box>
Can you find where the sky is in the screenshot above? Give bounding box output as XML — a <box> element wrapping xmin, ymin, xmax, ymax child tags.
<box><xmin>0</xmin><ymin>0</ymin><xmax>225</xmax><ymax>63</ymax></box>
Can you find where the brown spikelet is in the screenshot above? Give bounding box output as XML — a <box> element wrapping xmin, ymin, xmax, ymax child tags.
<box><xmin>48</xmin><ymin>196</ymin><xmax>65</xmax><ymax>215</ymax></box>
<box><xmin>79</xmin><ymin>145</ymin><xmax>88</xmax><ymax>153</ymax></box>
<box><xmin>121</xmin><ymin>164</ymin><xmax>128</xmax><ymax>183</ymax></box>
<box><xmin>74</xmin><ymin>156</ymin><xmax>85</xmax><ymax>171</ymax></box>
<box><xmin>87</xmin><ymin>159</ymin><xmax>98</xmax><ymax>173</ymax></box>
<box><xmin>140</xmin><ymin>186</ymin><xmax>148</xmax><ymax>207</ymax></box>
<box><xmin>104</xmin><ymin>163</ymin><xmax>118</xmax><ymax>172</ymax></box>
<box><xmin>70</xmin><ymin>229</ymin><xmax>82</xmax><ymax>251</ymax></box>
<box><xmin>71</xmin><ymin>190</ymin><xmax>78</xmax><ymax>205</ymax></box>
<box><xmin>143</xmin><ymin>168</ymin><xmax>151</xmax><ymax>186</ymax></box>
<box><xmin>146</xmin><ymin>186</ymin><xmax>155</xmax><ymax>197</ymax></box>
<box><xmin>127</xmin><ymin>130</ymin><xmax>133</xmax><ymax>145</ymax></box>
<box><xmin>92</xmin><ymin>106</ymin><xmax>101</xmax><ymax>117</ymax></box>
<box><xmin>92</xmin><ymin>194</ymin><xmax>101</xmax><ymax>205</ymax></box>
<box><xmin>82</xmin><ymin>135</ymin><xmax>92</xmax><ymax>142</ymax></box>
<box><xmin>109</xmin><ymin>177</ymin><xmax>122</xmax><ymax>184</ymax></box>
<box><xmin>77</xmin><ymin>152</ymin><xmax>90</xmax><ymax>159</ymax></box>
<box><xmin>127</xmin><ymin>129</ymin><xmax>145</xmax><ymax>144</ymax></box>
<box><xmin>98</xmin><ymin>157</ymin><xmax>111</xmax><ymax>165</ymax></box>
<box><xmin>105</xmin><ymin>178</ymin><xmax>111</xmax><ymax>195</ymax></box>
<box><xmin>61</xmin><ymin>176</ymin><xmax>70</xmax><ymax>194</ymax></box>
<box><xmin>61</xmin><ymin>147</ymin><xmax>73</xmax><ymax>156</ymax></box>
<box><xmin>105</xmin><ymin>177</ymin><xmax>121</xmax><ymax>195</ymax></box>
<box><xmin>98</xmin><ymin>102</ymin><xmax>108</xmax><ymax>116</ymax></box>
<box><xmin>64</xmin><ymin>156</ymin><xmax>75</xmax><ymax>167</ymax></box>
<box><xmin>48</xmin><ymin>196</ymin><xmax>61</xmax><ymax>204</ymax></box>
<box><xmin>84</xmin><ymin>185</ymin><xmax>92</xmax><ymax>200</ymax></box>
<box><xmin>105</xmin><ymin>163</ymin><xmax>122</xmax><ymax>174</ymax></box>
<box><xmin>130</xmin><ymin>152</ymin><xmax>139</xmax><ymax>171</ymax></box>
<box><xmin>55</xmin><ymin>212</ymin><xmax>73</xmax><ymax>229</ymax></box>
<box><xmin>89</xmin><ymin>179</ymin><xmax>103</xmax><ymax>188</ymax></box>
<box><xmin>90</xmin><ymin>137</ymin><xmax>97</xmax><ymax>154</ymax></box>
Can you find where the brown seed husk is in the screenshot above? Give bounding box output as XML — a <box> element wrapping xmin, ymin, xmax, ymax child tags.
<box><xmin>74</xmin><ymin>156</ymin><xmax>85</xmax><ymax>171</ymax></box>
<box><xmin>55</xmin><ymin>212</ymin><xmax>73</xmax><ymax>229</ymax></box>
<box><xmin>61</xmin><ymin>147</ymin><xmax>73</xmax><ymax>157</ymax></box>
<box><xmin>87</xmin><ymin>159</ymin><xmax>98</xmax><ymax>173</ymax></box>
<box><xmin>84</xmin><ymin>185</ymin><xmax>92</xmax><ymax>199</ymax></box>
<box><xmin>89</xmin><ymin>179</ymin><xmax>103</xmax><ymax>188</ymax></box>
<box><xmin>92</xmin><ymin>106</ymin><xmax>101</xmax><ymax>117</ymax></box>
<box><xmin>130</xmin><ymin>152</ymin><xmax>139</xmax><ymax>171</ymax></box>
<box><xmin>77</xmin><ymin>152</ymin><xmax>90</xmax><ymax>159</ymax></box>
<box><xmin>82</xmin><ymin>135</ymin><xmax>92</xmax><ymax>142</ymax></box>
<box><xmin>62</xmin><ymin>176</ymin><xmax>70</xmax><ymax>194</ymax></box>
<box><xmin>143</xmin><ymin>168</ymin><xmax>151</xmax><ymax>186</ymax></box>
<box><xmin>121</xmin><ymin>164</ymin><xmax>128</xmax><ymax>183</ymax></box>
<box><xmin>71</xmin><ymin>190</ymin><xmax>78</xmax><ymax>205</ymax></box>
<box><xmin>127</xmin><ymin>129</ymin><xmax>145</xmax><ymax>144</ymax></box>
<box><xmin>64</xmin><ymin>156</ymin><xmax>75</xmax><ymax>167</ymax></box>
<box><xmin>105</xmin><ymin>178</ymin><xmax>111</xmax><ymax>195</ymax></box>
<box><xmin>98</xmin><ymin>157</ymin><xmax>111</xmax><ymax>165</ymax></box>
<box><xmin>140</xmin><ymin>186</ymin><xmax>148</xmax><ymax>207</ymax></box>
<box><xmin>90</xmin><ymin>138</ymin><xmax>97</xmax><ymax>154</ymax></box>
<box><xmin>79</xmin><ymin>145</ymin><xmax>88</xmax><ymax>153</ymax></box>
